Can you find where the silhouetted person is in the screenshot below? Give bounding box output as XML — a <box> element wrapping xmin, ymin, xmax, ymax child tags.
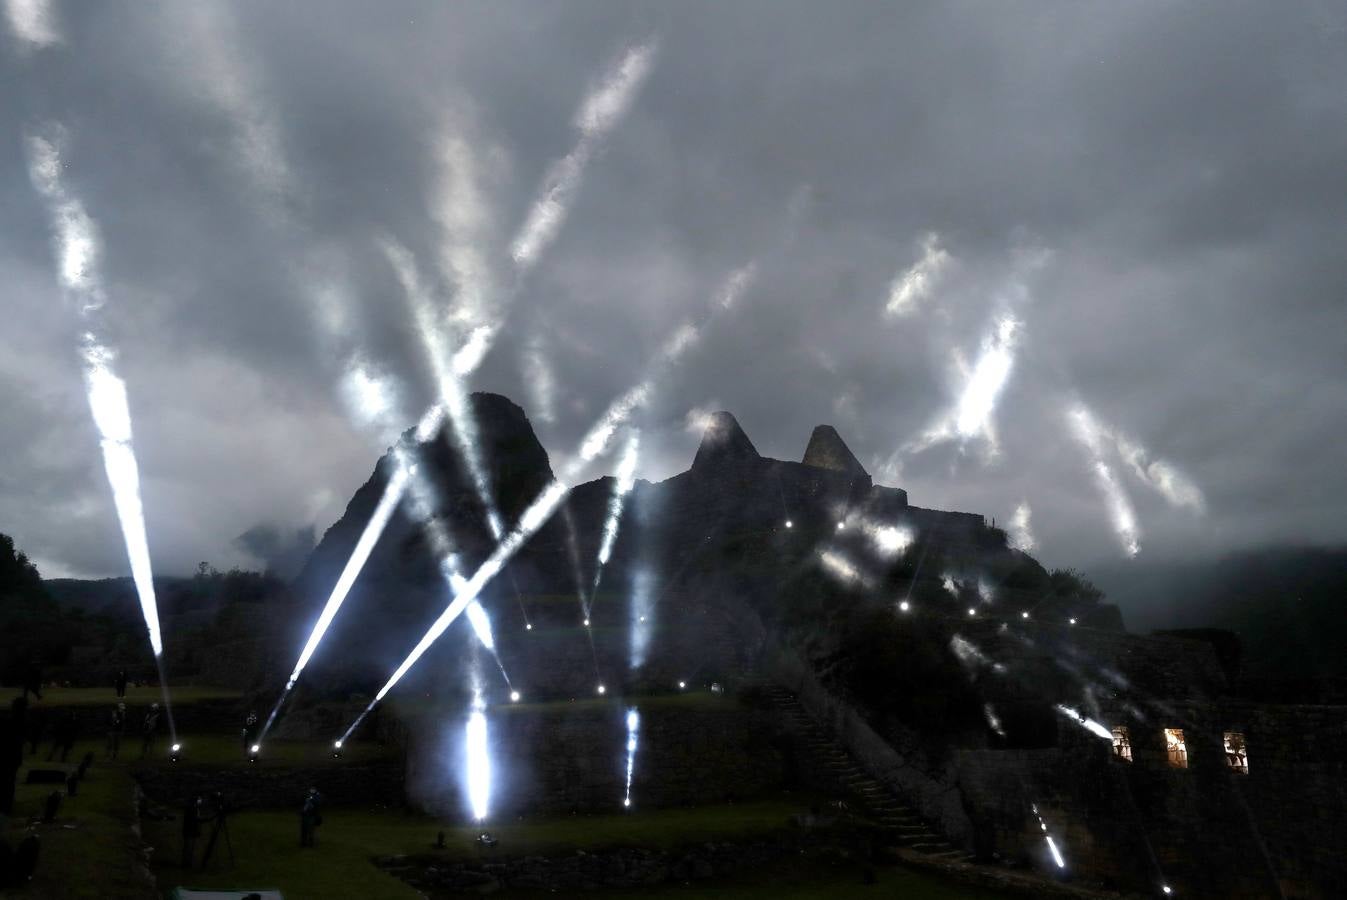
<box><xmin>65</xmin><ymin>771</ymin><xmax>79</xmax><ymax>798</ymax></box>
<box><xmin>299</xmin><ymin>787</ymin><xmax>322</xmax><ymax>847</ymax></box>
<box><xmin>22</xmin><ymin>661</ymin><xmax>43</xmax><ymax>702</ymax></box>
<box><xmin>114</xmin><ymin>669</ymin><xmax>128</xmax><ymax>699</ymax></box>
<box><xmin>139</xmin><ymin>703</ymin><xmax>160</xmax><ymax>759</ymax></box>
<box><xmin>241</xmin><ymin>710</ymin><xmax>259</xmax><ymax>755</ymax></box>
<box><xmin>46</xmin><ymin>712</ymin><xmax>76</xmax><ymax>763</ymax></box>
<box><xmin>107</xmin><ymin>703</ymin><xmax>126</xmax><ymax>759</ymax></box>
<box><xmin>41</xmin><ymin>790</ymin><xmax>61</xmax><ymax>823</ymax></box>
<box><xmin>26</xmin><ymin>710</ymin><xmax>45</xmax><ymax>757</ymax></box>
<box><xmin>12</xmin><ymin>832</ymin><xmax>39</xmax><ymax>885</ymax></box>
<box><xmin>181</xmin><ymin>795</ymin><xmax>202</xmax><ymax>868</ymax></box>
<box><xmin>0</xmin><ymin>697</ymin><xmax>27</xmax><ymax>816</ymax></box>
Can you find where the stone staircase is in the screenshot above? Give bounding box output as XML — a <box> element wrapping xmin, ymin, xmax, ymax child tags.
<box><xmin>760</xmin><ymin>684</ymin><xmax>972</xmax><ymax>862</ymax></box>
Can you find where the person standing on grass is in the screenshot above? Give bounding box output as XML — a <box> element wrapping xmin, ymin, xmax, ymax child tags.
<box><xmin>139</xmin><ymin>703</ymin><xmax>160</xmax><ymax>759</ymax></box>
<box><xmin>114</xmin><ymin>669</ymin><xmax>128</xmax><ymax>699</ymax></box>
<box><xmin>299</xmin><ymin>787</ymin><xmax>323</xmax><ymax>847</ymax></box>
<box><xmin>107</xmin><ymin>703</ymin><xmax>126</xmax><ymax>759</ymax></box>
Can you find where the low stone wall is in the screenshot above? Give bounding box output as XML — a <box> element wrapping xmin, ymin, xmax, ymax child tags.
<box><xmin>404</xmin><ymin>697</ymin><xmax>787</xmax><ymax>817</ymax></box>
<box><xmin>134</xmin><ymin>760</ymin><xmax>404</xmax><ymax>810</ymax></box>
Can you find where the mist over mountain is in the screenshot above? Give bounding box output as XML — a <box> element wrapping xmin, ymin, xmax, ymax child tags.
<box><xmin>1092</xmin><ymin>545</ymin><xmax>1347</xmax><ymax>681</ymax></box>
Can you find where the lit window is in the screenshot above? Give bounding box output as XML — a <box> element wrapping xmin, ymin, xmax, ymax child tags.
<box><xmin>1164</xmin><ymin>728</ymin><xmax>1188</xmax><ymax>769</ymax></box>
<box><xmin>1111</xmin><ymin>726</ymin><xmax>1132</xmax><ymax>762</ymax></box>
<box><xmin>1224</xmin><ymin>731</ymin><xmax>1248</xmax><ymax>774</ymax></box>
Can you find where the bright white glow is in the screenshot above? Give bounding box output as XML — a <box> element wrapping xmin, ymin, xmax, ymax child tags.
<box><xmin>678</xmin><ymin>681</ymin><xmax>686</xmax><ymax>690</ymax></box>
<box><xmin>837</xmin><ymin>521</ymin><xmax>845</xmax><ymax>531</ymax></box>
<box><xmin>521</xmin><ymin>332</ymin><xmax>558</xmax><ymax>424</ymax></box>
<box><xmin>866</xmin><ymin>523</ymin><xmax>914</xmax><ymax>557</ymax></box>
<box><xmin>334</xmin><ymin>740</ymin><xmax>343</xmax><ymax>749</ymax></box>
<box><xmin>1008</xmin><ymin>502</ymin><xmax>1037</xmax><ymax>552</ymax></box>
<box><xmin>983</xmin><ymin>703</ymin><xmax>1005</xmax><ymax>737</ymax></box>
<box><xmin>910</xmin><ymin>314</ymin><xmax>1020</xmax><ymax>455</ymax></box>
<box><xmin>968</xmin><ymin>607</ymin><xmax>976</xmax><ymax>616</ymax></box>
<box><xmin>5</xmin><ymin>0</ymin><xmax>61</xmax><ymax>49</ymax></box>
<box><xmin>510</xmin><ymin>691</ymin><xmax>520</xmax><ymax>703</ymax></box>
<box><xmin>629</xmin><ymin>567</ymin><xmax>654</xmax><ymax>670</ymax></box>
<box><xmin>597</xmin><ymin>684</ymin><xmax>607</xmax><ymax>695</ymax></box>
<box><xmin>26</xmin><ymin>134</ymin><xmax>165</xmax><ymax>661</ymax></box>
<box><xmin>1021</xmin><ymin>611</ymin><xmax>1030</xmax><ymax>620</ymax></box>
<box><xmin>250</xmin><ymin>744</ymin><xmax>260</xmax><ymax>753</ymax></box>
<box><xmin>511</xmin><ymin>42</ymin><xmax>657</xmax><ymax>268</ymax></box>
<box><xmin>465</xmin><ymin>600</ymin><xmax>495</xmax><ymax>652</ymax></box>
<box><xmin>266</xmin><ymin>463</ymin><xmax>411</xmax><ymax>735</ymax></box>
<box><xmin>583</xmin><ymin>618</ymin><xmax>591</xmax><ymax>627</ymax></box>
<box><xmin>466</xmin><ymin>710</ymin><xmax>491</xmax><ymax>822</ymax></box>
<box><xmin>1069</xmin><ymin>618</ymin><xmax>1077</xmax><ymax>626</ymax></box>
<box><xmin>885</xmin><ymin>233</ymin><xmax>951</xmax><ymax>316</ymax></box>
<box><xmin>942</xmin><ymin>574</ymin><xmax>958</xmax><ymax>597</ymax></box>
<box><xmin>1162</xmin><ymin>887</ymin><xmax>1172</xmax><ymax>895</ymax></box>
<box><xmin>899</xmin><ymin>600</ymin><xmax>910</xmax><ymax>612</ymax></box>
<box><xmin>1046</xmin><ymin>835</ymin><xmax>1066</xmax><ymax>869</ymax></box>
<box><xmin>591</xmin><ymin>429</ymin><xmax>642</xmax><ymax>599</ymax></box>
<box><xmin>623</xmin><ymin>707</ymin><xmax>640</xmax><ymax>808</ymax></box>
<box><xmin>977</xmin><ymin>579</ymin><xmax>995</xmax><ymax>604</ymax></box>
<box><xmin>525</xmin><ymin>623</ymin><xmax>533</xmax><ymax>631</ymax></box>
<box><xmin>382</xmin><ymin>239</ymin><xmax>504</xmax><ymax>540</ymax></box>
<box><xmin>171</xmin><ymin>743</ymin><xmax>181</xmax><ymax>752</ymax></box>
<box><xmin>1054</xmin><ymin>705</ymin><xmax>1114</xmax><ymax>741</ymax></box>
<box><xmin>784</xmin><ymin>520</ymin><xmax>793</xmax><ymax>528</ymax></box>
<box><xmin>818</xmin><ymin>550</ymin><xmax>873</xmax><ymax>587</ymax></box>
<box><xmin>1069</xmin><ymin>405</ymin><xmax>1142</xmax><ymax>557</ymax></box>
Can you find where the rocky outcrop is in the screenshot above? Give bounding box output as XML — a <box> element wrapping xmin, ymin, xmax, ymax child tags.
<box><xmin>690</xmin><ymin>411</ymin><xmax>761</xmax><ymax>471</ymax></box>
<box><xmin>802</xmin><ymin>424</ymin><xmax>871</xmax><ymax>487</ymax></box>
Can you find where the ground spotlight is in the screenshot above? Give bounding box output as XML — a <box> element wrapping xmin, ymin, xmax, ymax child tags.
<box><xmin>526</xmin><ymin>623</ymin><xmax>533</xmax><ymax>631</ymax></box>
<box><xmin>170</xmin><ymin>743</ymin><xmax>181</xmax><ymax>762</ymax></box>
<box><xmin>248</xmin><ymin>743</ymin><xmax>260</xmax><ymax>763</ymax></box>
<box><xmin>596</xmin><ymin>684</ymin><xmax>606</xmax><ymax>695</ymax></box>
<box><xmin>968</xmin><ymin>608</ymin><xmax>976</xmax><ymax>617</ymax></box>
<box><xmin>583</xmin><ymin>618</ymin><xmax>590</xmax><ymax>627</ymax></box>
<box><xmin>332</xmin><ymin>739</ymin><xmax>343</xmax><ymax>759</ymax></box>
<box><xmin>899</xmin><ymin>600</ymin><xmax>910</xmax><ymax>612</ymax></box>
<box><xmin>785</xmin><ymin>519</ymin><xmax>793</xmax><ymax>528</ymax></box>
<box><xmin>510</xmin><ymin>691</ymin><xmax>521</xmax><ymax>702</ymax></box>
<box><xmin>1069</xmin><ymin>617</ymin><xmax>1078</xmax><ymax>625</ymax></box>
<box><xmin>623</xmin><ymin>798</ymin><xmax>631</xmax><ymax>808</ymax></box>
<box><xmin>1021</xmin><ymin>611</ymin><xmax>1030</xmax><ymax>619</ymax></box>
<box><xmin>677</xmin><ymin>680</ymin><xmax>686</xmax><ymax>690</ymax></box>
<box><xmin>836</xmin><ymin>521</ymin><xmax>845</xmax><ymax>531</ymax></box>
<box><xmin>1162</xmin><ymin>887</ymin><xmax>1173</xmax><ymax>896</ymax></box>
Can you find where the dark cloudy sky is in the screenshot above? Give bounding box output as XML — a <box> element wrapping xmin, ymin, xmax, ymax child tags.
<box><xmin>3</xmin><ymin>0</ymin><xmax>1344</xmax><ymax>580</ymax></box>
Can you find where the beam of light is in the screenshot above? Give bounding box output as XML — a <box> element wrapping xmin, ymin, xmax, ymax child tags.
<box><xmin>1008</xmin><ymin>502</ymin><xmax>1036</xmax><ymax>552</ymax></box>
<box><xmin>465</xmin><ymin>600</ymin><xmax>495</xmax><ymax>652</ymax></box>
<box><xmin>908</xmin><ymin>314</ymin><xmax>1021</xmax><ymax>456</ymax></box>
<box><xmin>465</xmin><ymin>708</ymin><xmax>491</xmax><ymax>822</ymax></box>
<box><xmin>818</xmin><ymin>549</ymin><xmax>874</xmax><ymax>588</ymax></box>
<box><xmin>1068</xmin><ymin>404</ymin><xmax>1141</xmax><ymax>557</ymax></box>
<box><xmin>4</xmin><ymin>0</ymin><xmax>59</xmax><ymax>49</ymax></box>
<box><xmin>510</xmin><ymin>41</ymin><xmax>657</xmax><ymax>268</ymax></box>
<box><xmin>25</xmin><ymin>135</ymin><xmax>159</xmax><ymax>652</ymax></box>
<box><xmin>950</xmin><ymin>635</ymin><xmax>1006</xmax><ymax>679</ymax></box>
<box><xmin>629</xmin><ymin>567</ymin><xmax>654</xmax><ymax>670</ymax></box>
<box><xmin>1046</xmin><ymin>835</ymin><xmax>1066</xmax><ymax>869</ymax></box>
<box><xmin>1113</xmin><ymin>433</ymin><xmax>1206</xmax><ymax>514</ymax></box>
<box><xmin>623</xmin><ymin>707</ymin><xmax>640</xmax><ymax>808</ymax></box>
<box><xmin>340</xmin><ymin>270</ymin><xmax>755</xmax><ymax>737</ymax></box>
<box><xmin>884</xmin><ymin>232</ymin><xmax>951</xmax><ymax>317</ymax></box>
<box><xmin>521</xmin><ymin>331</ymin><xmax>558</xmax><ymax>424</ymax></box>
<box><xmin>589</xmin><ymin>429</ymin><xmax>641</xmax><ymax>605</ymax></box>
<box><xmin>977</xmin><ymin>578</ymin><xmax>995</xmax><ymax>605</ymax></box>
<box><xmin>382</xmin><ymin>238</ymin><xmax>504</xmax><ymax>538</ymax></box>
<box><xmin>1054</xmin><ymin>704</ymin><xmax>1114</xmax><ymax>741</ymax></box>
<box><xmin>983</xmin><ymin>703</ymin><xmax>1006</xmax><ymax>737</ymax></box>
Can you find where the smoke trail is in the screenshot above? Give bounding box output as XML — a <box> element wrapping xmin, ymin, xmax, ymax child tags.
<box><xmin>885</xmin><ymin>233</ymin><xmax>950</xmax><ymax>317</ymax></box>
<box><xmin>25</xmin><ymin>131</ymin><xmax>178</xmax><ymax>740</ymax></box>
<box><xmin>908</xmin><ymin>314</ymin><xmax>1021</xmax><ymax>456</ymax></box>
<box><xmin>1008</xmin><ymin>502</ymin><xmax>1036</xmax><ymax>552</ymax></box>
<box><xmin>589</xmin><ymin>428</ymin><xmax>641</xmax><ymax>605</ymax></box>
<box><xmin>4</xmin><ymin>0</ymin><xmax>59</xmax><ymax>49</ymax></box>
<box><xmin>628</xmin><ymin>567</ymin><xmax>654</xmax><ymax>670</ymax></box>
<box><xmin>521</xmin><ymin>332</ymin><xmax>558</xmax><ymax>425</ymax></box>
<box><xmin>382</xmin><ymin>238</ymin><xmax>504</xmax><ymax>538</ymax></box>
<box><xmin>511</xmin><ymin>41</ymin><xmax>657</xmax><ymax>268</ymax></box>
<box><xmin>340</xmin><ymin>265</ymin><xmax>758</xmax><ymax>738</ymax></box>
<box><xmin>1068</xmin><ymin>405</ymin><xmax>1141</xmax><ymax>557</ymax></box>
<box><xmin>623</xmin><ymin>707</ymin><xmax>640</xmax><ymax>808</ymax></box>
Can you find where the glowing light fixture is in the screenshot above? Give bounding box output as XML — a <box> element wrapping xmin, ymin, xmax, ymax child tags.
<box><xmin>785</xmin><ymin>519</ymin><xmax>793</xmax><ymax>528</ymax></box>
<box><xmin>1069</xmin><ymin>618</ymin><xmax>1077</xmax><ymax>625</ymax></box>
<box><xmin>899</xmin><ymin>601</ymin><xmax>911</xmax><ymax>612</ymax></box>
<box><xmin>1021</xmin><ymin>611</ymin><xmax>1030</xmax><ymax>620</ymax></box>
<box><xmin>526</xmin><ymin>623</ymin><xmax>533</xmax><ymax>631</ymax></box>
<box><xmin>623</xmin><ymin>707</ymin><xmax>640</xmax><ymax>809</ymax></box>
<box><xmin>968</xmin><ymin>608</ymin><xmax>976</xmax><ymax>617</ymax></box>
<box><xmin>1046</xmin><ymin>835</ymin><xmax>1066</xmax><ymax>869</ymax></box>
<box><xmin>677</xmin><ymin>680</ymin><xmax>686</xmax><ymax>690</ymax></box>
<box><xmin>510</xmin><ymin>691</ymin><xmax>521</xmax><ymax>703</ymax></box>
<box><xmin>583</xmin><ymin>617</ymin><xmax>591</xmax><ymax>627</ymax></box>
<box><xmin>597</xmin><ymin>684</ymin><xmax>607</xmax><ymax>695</ymax></box>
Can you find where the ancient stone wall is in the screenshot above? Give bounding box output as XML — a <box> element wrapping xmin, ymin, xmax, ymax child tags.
<box><xmin>134</xmin><ymin>759</ymin><xmax>405</xmax><ymax>810</ymax></box>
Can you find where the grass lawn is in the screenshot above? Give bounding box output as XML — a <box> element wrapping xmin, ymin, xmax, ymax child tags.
<box><xmin>2</xmin><ymin>737</ymin><xmax>149</xmax><ymax>899</ymax></box>
<box><xmin>143</xmin><ymin>798</ymin><xmax>1007</xmax><ymax>900</ymax></box>
<box><xmin>32</xmin><ymin>685</ymin><xmax>243</xmax><ymax>708</ymax></box>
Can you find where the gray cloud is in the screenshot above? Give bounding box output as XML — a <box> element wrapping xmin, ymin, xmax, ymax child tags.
<box><xmin>2</xmin><ymin>0</ymin><xmax>1344</xmax><ymax>584</ymax></box>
